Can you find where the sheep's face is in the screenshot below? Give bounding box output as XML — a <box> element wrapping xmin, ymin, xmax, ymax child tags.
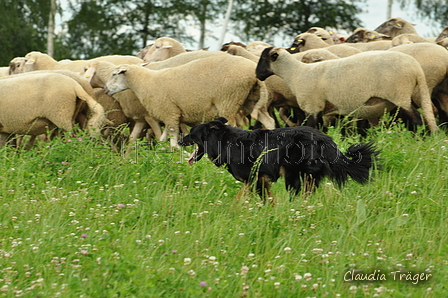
<box><xmin>104</xmin><ymin>67</ymin><xmax>129</xmax><ymax>96</ymax></box>
<box><xmin>437</xmin><ymin>38</ymin><xmax>448</xmax><ymax>50</ymax></box>
<box><xmin>345</xmin><ymin>30</ymin><xmax>365</xmax><ymax>43</ymax></box>
<box><xmin>436</xmin><ymin>27</ymin><xmax>448</xmax><ymax>43</ymax></box>
<box><xmin>374</xmin><ymin>18</ymin><xmax>412</xmax><ymax>36</ymax></box>
<box><xmin>256</xmin><ymin>47</ymin><xmax>277</xmax><ymax>81</ymax></box>
<box><xmin>83</xmin><ymin>65</ymin><xmax>103</xmax><ymax>88</ymax></box>
<box><xmin>143</xmin><ymin>37</ymin><xmax>179</xmax><ymax>62</ymax></box>
<box><xmin>23</xmin><ymin>52</ymin><xmax>39</xmax><ymax>72</ymax></box>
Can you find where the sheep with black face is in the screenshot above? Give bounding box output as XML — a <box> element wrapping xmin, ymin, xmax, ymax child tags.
<box><xmin>255</xmin><ymin>47</ymin><xmax>438</xmax><ymax>132</ymax></box>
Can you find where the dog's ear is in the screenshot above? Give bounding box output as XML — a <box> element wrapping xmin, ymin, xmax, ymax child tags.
<box><xmin>216</xmin><ymin>117</ymin><xmax>228</xmax><ymax>124</ymax></box>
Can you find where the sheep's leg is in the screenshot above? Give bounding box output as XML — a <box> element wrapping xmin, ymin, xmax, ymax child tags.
<box><xmin>24</xmin><ymin>135</ymin><xmax>37</xmax><ymax>150</ymax></box>
<box><xmin>128</xmin><ymin>121</ymin><xmax>147</xmax><ymax>143</ymax></box>
<box><xmin>236</xmin><ymin>111</ymin><xmax>249</xmax><ymax>128</ymax></box>
<box><xmin>180</xmin><ymin>123</ymin><xmax>189</xmax><ymax>136</ymax></box>
<box><xmin>123</xmin><ymin>120</ymin><xmax>147</xmax><ymax>158</ymax></box>
<box><xmin>400</xmin><ymin>106</ymin><xmax>423</xmax><ymax>130</ymax></box>
<box><xmin>0</xmin><ymin>133</ymin><xmax>10</xmax><ymax>147</ymax></box>
<box><xmin>256</xmin><ymin>108</ymin><xmax>276</xmax><ymax>129</ymax></box>
<box><xmin>279</xmin><ymin>107</ymin><xmax>297</xmax><ymax>127</ymax></box>
<box><xmin>304</xmin><ymin>113</ymin><xmax>323</xmax><ymax>128</ymax></box>
<box><xmin>164</xmin><ymin>123</ymin><xmax>180</xmax><ymax>150</ymax></box>
<box><xmin>160</xmin><ymin>127</ymin><xmax>168</xmax><ymax>142</ymax></box>
<box><xmin>144</xmin><ymin>116</ymin><xmax>162</xmax><ymax>141</ymax></box>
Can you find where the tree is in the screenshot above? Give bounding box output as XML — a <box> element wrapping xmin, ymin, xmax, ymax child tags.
<box><xmin>61</xmin><ymin>0</ymin><xmax>199</xmax><ymax>59</ymax></box>
<box><xmin>0</xmin><ymin>0</ymin><xmax>49</xmax><ymax>66</ymax></box>
<box><xmin>411</xmin><ymin>0</ymin><xmax>448</xmax><ymax>29</ymax></box>
<box><xmin>47</xmin><ymin>0</ymin><xmax>57</xmax><ymax>57</ymax></box>
<box><xmin>230</xmin><ymin>0</ymin><xmax>366</xmax><ymax>45</ymax></box>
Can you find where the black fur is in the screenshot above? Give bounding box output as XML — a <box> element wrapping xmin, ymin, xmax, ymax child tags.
<box><xmin>179</xmin><ymin>117</ymin><xmax>380</xmax><ymax>200</ymax></box>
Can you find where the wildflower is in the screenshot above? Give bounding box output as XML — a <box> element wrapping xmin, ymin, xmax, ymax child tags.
<box><xmin>118</xmin><ymin>204</ymin><xmax>125</xmax><ymax>208</ymax></box>
<box><xmin>184</xmin><ymin>258</ymin><xmax>192</xmax><ymax>265</ymax></box>
<box><xmin>81</xmin><ymin>234</ymin><xmax>88</xmax><ymax>238</ymax></box>
<box><xmin>172</xmin><ymin>250</ymin><xmax>178</xmax><ymax>254</ymax></box>
<box><xmin>199</xmin><ymin>281</ymin><xmax>207</xmax><ymax>287</ymax></box>
<box><xmin>80</xmin><ymin>250</ymin><xmax>89</xmax><ymax>255</ymax></box>
<box><xmin>284</xmin><ymin>247</ymin><xmax>292</xmax><ymax>253</ymax></box>
<box><xmin>187</xmin><ymin>270</ymin><xmax>196</xmax><ymax>276</ymax></box>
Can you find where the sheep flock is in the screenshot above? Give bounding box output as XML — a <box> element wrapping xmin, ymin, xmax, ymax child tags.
<box><xmin>1</xmin><ymin>17</ymin><xmax>448</xmax><ymax>152</ymax></box>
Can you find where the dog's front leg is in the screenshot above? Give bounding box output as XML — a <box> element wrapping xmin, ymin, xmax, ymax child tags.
<box><xmin>257</xmin><ymin>175</ymin><xmax>275</xmax><ymax>206</ymax></box>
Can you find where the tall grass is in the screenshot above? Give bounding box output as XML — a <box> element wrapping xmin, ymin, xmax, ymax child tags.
<box><xmin>0</xmin><ymin>120</ymin><xmax>447</xmax><ymax>297</ymax></box>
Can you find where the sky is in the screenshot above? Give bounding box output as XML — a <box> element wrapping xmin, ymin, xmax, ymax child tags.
<box><xmin>356</xmin><ymin>0</ymin><xmax>437</xmax><ymax>37</ymax></box>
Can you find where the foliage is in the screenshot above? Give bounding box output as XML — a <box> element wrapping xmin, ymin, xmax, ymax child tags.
<box><xmin>0</xmin><ymin>121</ymin><xmax>447</xmax><ymax>297</ymax></box>
<box><xmin>230</xmin><ymin>0</ymin><xmax>366</xmax><ymax>44</ymax></box>
<box><xmin>0</xmin><ymin>0</ymin><xmax>48</xmax><ymax>65</ymax></box>
<box><xmin>413</xmin><ymin>0</ymin><xmax>448</xmax><ymax>29</ymax></box>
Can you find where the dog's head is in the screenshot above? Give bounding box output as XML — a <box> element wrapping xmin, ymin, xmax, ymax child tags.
<box><xmin>178</xmin><ymin>117</ymin><xmax>228</xmax><ymax>165</ymax></box>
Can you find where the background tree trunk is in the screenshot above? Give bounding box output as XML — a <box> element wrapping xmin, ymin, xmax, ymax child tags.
<box><xmin>387</xmin><ymin>0</ymin><xmax>393</xmax><ymax>19</ymax></box>
<box><xmin>47</xmin><ymin>0</ymin><xmax>56</xmax><ymax>57</ymax></box>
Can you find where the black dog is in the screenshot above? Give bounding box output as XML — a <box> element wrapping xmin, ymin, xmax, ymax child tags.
<box><xmin>179</xmin><ymin>117</ymin><xmax>380</xmax><ymax>200</ymax></box>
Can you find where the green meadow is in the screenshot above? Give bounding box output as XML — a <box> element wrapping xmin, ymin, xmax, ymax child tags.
<box><xmin>0</xmin><ymin>120</ymin><xmax>447</xmax><ymax>297</ymax></box>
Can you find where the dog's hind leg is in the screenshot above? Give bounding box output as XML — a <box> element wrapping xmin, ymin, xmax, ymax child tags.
<box><xmin>282</xmin><ymin>168</ymin><xmax>302</xmax><ymax>201</ymax></box>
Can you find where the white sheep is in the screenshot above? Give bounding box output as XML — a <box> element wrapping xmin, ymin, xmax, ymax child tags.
<box><xmin>23</xmin><ymin>51</ymin><xmax>143</xmax><ymax>73</ymax></box>
<box><xmin>391</xmin><ymin>33</ymin><xmax>430</xmax><ymax>46</ymax></box>
<box><xmin>142</xmin><ymin>37</ymin><xmax>186</xmax><ymax>63</ymax></box>
<box><xmin>144</xmin><ymin>51</ymin><xmax>228</xmax><ymax>70</ymax></box>
<box><xmin>389</xmin><ymin>43</ymin><xmax>448</xmax><ymax>117</ymax></box>
<box><xmin>0</xmin><ymin>72</ymin><xmax>106</xmax><ymax>148</ymax></box>
<box><xmin>388</xmin><ymin>43</ymin><xmax>448</xmax><ymax>97</ymax></box>
<box><xmin>435</xmin><ymin>27</ymin><xmax>448</xmax><ymax>49</ymax></box>
<box><xmin>222</xmin><ymin>44</ymin><xmax>340</xmax><ymax>127</ymax></box>
<box><xmin>290</xmin><ymin>33</ymin><xmax>362</xmax><ymax>57</ymax></box>
<box><xmin>245</xmin><ymin>41</ymin><xmax>272</xmax><ymax>56</ymax></box>
<box><xmin>437</xmin><ymin>38</ymin><xmax>448</xmax><ymax>50</ymax></box>
<box><xmin>83</xmin><ymin>60</ymin><xmax>163</xmax><ymax>146</ymax></box>
<box><xmin>144</xmin><ymin>50</ymin><xmax>275</xmax><ymax>131</ymax></box>
<box><xmin>374</xmin><ymin>17</ymin><xmax>418</xmax><ymax>38</ymax></box>
<box><xmin>306</xmin><ymin>27</ymin><xmax>334</xmax><ymax>45</ymax></box>
<box><xmin>8</xmin><ymin>57</ymin><xmax>26</xmax><ymax>74</ymax></box>
<box><xmin>345</xmin><ymin>28</ymin><xmax>391</xmax><ymax>43</ymax></box>
<box><xmin>255</xmin><ymin>47</ymin><xmax>438</xmax><ymax>132</ymax></box>
<box><xmin>104</xmin><ymin>55</ymin><xmax>273</xmax><ymax>148</ymax></box>
<box><xmin>0</xmin><ymin>68</ymin><xmax>8</xmax><ymax>77</ymax></box>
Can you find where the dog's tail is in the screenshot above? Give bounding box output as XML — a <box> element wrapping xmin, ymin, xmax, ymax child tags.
<box><xmin>330</xmin><ymin>142</ymin><xmax>380</xmax><ymax>187</ymax></box>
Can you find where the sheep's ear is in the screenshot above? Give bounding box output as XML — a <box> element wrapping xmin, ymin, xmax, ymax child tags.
<box><xmin>310</xmin><ymin>55</ymin><xmax>324</xmax><ymax>63</ymax></box>
<box><xmin>394</xmin><ymin>21</ymin><xmax>403</xmax><ymax>29</ymax></box>
<box><xmin>117</xmin><ymin>68</ymin><xmax>127</xmax><ymax>75</ymax></box>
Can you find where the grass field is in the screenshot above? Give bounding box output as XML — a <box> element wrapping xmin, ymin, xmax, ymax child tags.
<box><xmin>0</xmin><ymin>119</ymin><xmax>447</xmax><ymax>297</ymax></box>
